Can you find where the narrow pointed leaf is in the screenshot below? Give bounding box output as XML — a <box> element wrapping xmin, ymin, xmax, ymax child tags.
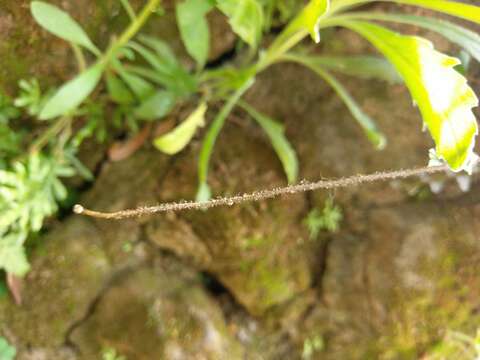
<box><xmin>31</xmin><ymin>1</ymin><xmax>100</xmax><ymax>55</ymax></box>
<box><xmin>197</xmin><ymin>78</ymin><xmax>254</xmax><ymax>199</ymax></box>
<box><xmin>240</xmin><ymin>102</ymin><xmax>299</xmax><ymax>183</ymax></box>
<box><xmin>39</xmin><ymin>62</ymin><xmax>105</xmax><ymax>120</ymax></box>
<box><xmin>345</xmin><ymin>20</ymin><xmax>478</xmax><ymax>171</ymax></box>
<box><xmin>295</xmin><ymin>54</ymin><xmax>401</xmax><ymax>83</ymax></box>
<box><xmin>282</xmin><ymin>53</ymin><xmax>386</xmax><ymax>149</ymax></box>
<box><xmin>154</xmin><ymin>102</ymin><xmax>207</xmax><ymax>154</ymax></box>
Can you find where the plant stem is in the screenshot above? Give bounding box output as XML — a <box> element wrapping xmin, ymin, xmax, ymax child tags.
<box><xmin>103</xmin><ymin>0</ymin><xmax>161</xmax><ymax>63</ymax></box>
<box><xmin>30</xmin><ymin>116</ymin><xmax>71</xmax><ymax>154</ymax></box>
<box><xmin>120</xmin><ymin>0</ymin><xmax>137</xmax><ymax>22</ymax></box>
<box><xmin>71</xmin><ymin>44</ymin><xmax>86</xmax><ymax>72</ymax></box>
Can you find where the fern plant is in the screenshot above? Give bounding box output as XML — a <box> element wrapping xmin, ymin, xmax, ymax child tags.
<box><xmin>1</xmin><ymin>0</ymin><xmax>480</xmax><ymax>277</ymax></box>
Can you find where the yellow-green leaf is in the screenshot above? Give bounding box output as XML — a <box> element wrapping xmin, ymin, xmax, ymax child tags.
<box><xmin>285</xmin><ymin>0</ymin><xmax>330</xmax><ymax>43</ymax></box>
<box><xmin>392</xmin><ymin>0</ymin><xmax>480</xmax><ymax>24</ymax></box>
<box><xmin>345</xmin><ymin>21</ymin><xmax>478</xmax><ymax>171</ymax></box>
<box><xmin>154</xmin><ymin>102</ymin><xmax>207</xmax><ymax>154</ymax></box>
<box><xmin>217</xmin><ymin>0</ymin><xmax>264</xmax><ymax>47</ymax></box>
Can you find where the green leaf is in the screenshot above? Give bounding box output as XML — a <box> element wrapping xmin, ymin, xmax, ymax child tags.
<box><xmin>114</xmin><ymin>62</ymin><xmax>155</xmax><ymax>100</ymax></box>
<box><xmin>31</xmin><ymin>1</ymin><xmax>100</xmax><ymax>55</ymax></box>
<box><xmin>391</xmin><ymin>0</ymin><xmax>480</xmax><ymax>24</ymax></box>
<box><xmin>176</xmin><ymin>0</ymin><xmax>213</xmax><ymax>68</ymax></box>
<box><xmin>343</xmin><ymin>13</ymin><xmax>480</xmax><ymax>64</ymax></box>
<box><xmin>279</xmin><ymin>0</ymin><xmax>330</xmax><ymax>44</ymax></box>
<box><xmin>134</xmin><ymin>90</ymin><xmax>176</xmax><ymax>120</ymax></box>
<box><xmin>39</xmin><ymin>62</ymin><xmax>105</xmax><ymax>120</ymax></box>
<box><xmin>138</xmin><ymin>35</ymin><xmax>178</xmax><ymax>67</ymax></box>
<box><xmin>0</xmin><ymin>232</ymin><xmax>30</xmax><ymax>276</ymax></box>
<box><xmin>154</xmin><ymin>102</ymin><xmax>207</xmax><ymax>154</ymax></box>
<box><xmin>294</xmin><ymin>54</ymin><xmax>401</xmax><ymax>83</ymax></box>
<box><xmin>282</xmin><ymin>53</ymin><xmax>386</xmax><ymax>149</ymax></box>
<box><xmin>239</xmin><ymin>101</ymin><xmax>299</xmax><ymax>183</ymax></box>
<box><xmin>197</xmin><ymin>77</ymin><xmax>254</xmax><ymax>199</ymax></box>
<box><xmin>0</xmin><ymin>337</ymin><xmax>16</xmax><ymax>360</ymax></box>
<box><xmin>217</xmin><ymin>0</ymin><xmax>264</xmax><ymax>47</ymax></box>
<box><xmin>106</xmin><ymin>72</ymin><xmax>134</xmax><ymax>105</ymax></box>
<box><xmin>344</xmin><ymin>20</ymin><xmax>478</xmax><ymax>171</ymax></box>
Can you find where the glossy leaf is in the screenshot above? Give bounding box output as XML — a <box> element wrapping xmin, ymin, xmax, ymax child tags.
<box><xmin>217</xmin><ymin>0</ymin><xmax>264</xmax><ymax>47</ymax></box>
<box><xmin>135</xmin><ymin>90</ymin><xmax>176</xmax><ymax>120</ymax></box>
<box><xmin>39</xmin><ymin>62</ymin><xmax>105</xmax><ymax>120</ymax></box>
<box><xmin>31</xmin><ymin>1</ymin><xmax>100</xmax><ymax>55</ymax></box>
<box><xmin>240</xmin><ymin>102</ymin><xmax>298</xmax><ymax>183</ymax></box>
<box><xmin>345</xmin><ymin>20</ymin><xmax>478</xmax><ymax>171</ymax></box>
<box><xmin>154</xmin><ymin>102</ymin><xmax>207</xmax><ymax>154</ymax></box>
<box><xmin>282</xmin><ymin>53</ymin><xmax>386</xmax><ymax>149</ymax></box>
<box><xmin>176</xmin><ymin>0</ymin><xmax>213</xmax><ymax>68</ymax></box>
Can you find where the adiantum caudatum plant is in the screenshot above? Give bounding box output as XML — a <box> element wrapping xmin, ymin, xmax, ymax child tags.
<box><xmin>1</xmin><ymin>0</ymin><xmax>480</xmax><ymax>276</ymax></box>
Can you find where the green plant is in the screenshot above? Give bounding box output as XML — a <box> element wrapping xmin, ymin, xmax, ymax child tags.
<box><xmin>303</xmin><ymin>198</ymin><xmax>342</xmax><ymax>238</ymax></box>
<box><xmin>426</xmin><ymin>328</ymin><xmax>480</xmax><ymax>360</ymax></box>
<box><xmin>0</xmin><ymin>337</ymin><xmax>16</xmax><ymax>360</ymax></box>
<box><xmin>2</xmin><ymin>0</ymin><xmax>480</xmax><ymax>277</ymax></box>
<box><xmin>302</xmin><ymin>334</ymin><xmax>325</xmax><ymax>359</ymax></box>
<box><xmin>101</xmin><ymin>347</ymin><xmax>127</xmax><ymax>360</ymax></box>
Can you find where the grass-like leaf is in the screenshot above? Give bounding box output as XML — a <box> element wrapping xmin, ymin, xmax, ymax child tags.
<box><xmin>239</xmin><ymin>101</ymin><xmax>299</xmax><ymax>183</ymax></box>
<box><xmin>282</xmin><ymin>53</ymin><xmax>386</xmax><ymax>149</ymax></box>
<box><xmin>292</xmin><ymin>54</ymin><xmax>401</xmax><ymax>83</ymax></box>
<box><xmin>344</xmin><ymin>20</ymin><xmax>478</xmax><ymax>171</ymax></box>
<box><xmin>31</xmin><ymin>1</ymin><xmax>100</xmax><ymax>55</ymax></box>
<box><xmin>197</xmin><ymin>78</ymin><xmax>254</xmax><ymax>201</ymax></box>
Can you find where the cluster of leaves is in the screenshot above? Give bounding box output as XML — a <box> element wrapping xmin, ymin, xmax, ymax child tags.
<box><xmin>2</xmin><ymin>0</ymin><xmax>480</xmax><ymax>277</ymax></box>
<box><xmin>303</xmin><ymin>198</ymin><xmax>342</xmax><ymax>239</ymax></box>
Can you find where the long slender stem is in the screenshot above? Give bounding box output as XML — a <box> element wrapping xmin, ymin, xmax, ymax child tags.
<box><xmin>74</xmin><ymin>165</ymin><xmax>448</xmax><ymax>219</ymax></box>
<box><xmin>120</xmin><ymin>0</ymin><xmax>137</xmax><ymax>22</ymax></box>
<box><xmin>103</xmin><ymin>0</ymin><xmax>160</xmax><ymax>63</ymax></box>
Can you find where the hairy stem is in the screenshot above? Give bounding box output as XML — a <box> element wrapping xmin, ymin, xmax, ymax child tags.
<box><xmin>74</xmin><ymin>165</ymin><xmax>448</xmax><ymax>219</ymax></box>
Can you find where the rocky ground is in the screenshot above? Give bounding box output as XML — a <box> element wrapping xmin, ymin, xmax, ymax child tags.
<box><xmin>1</xmin><ymin>1</ymin><xmax>480</xmax><ymax>359</ymax></box>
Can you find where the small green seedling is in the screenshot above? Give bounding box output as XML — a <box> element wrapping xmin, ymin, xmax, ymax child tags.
<box><xmin>304</xmin><ymin>198</ymin><xmax>342</xmax><ymax>238</ymax></box>
<box><xmin>101</xmin><ymin>347</ymin><xmax>127</xmax><ymax>360</ymax></box>
<box><xmin>302</xmin><ymin>334</ymin><xmax>325</xmax><ymax>359</ymax></box>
